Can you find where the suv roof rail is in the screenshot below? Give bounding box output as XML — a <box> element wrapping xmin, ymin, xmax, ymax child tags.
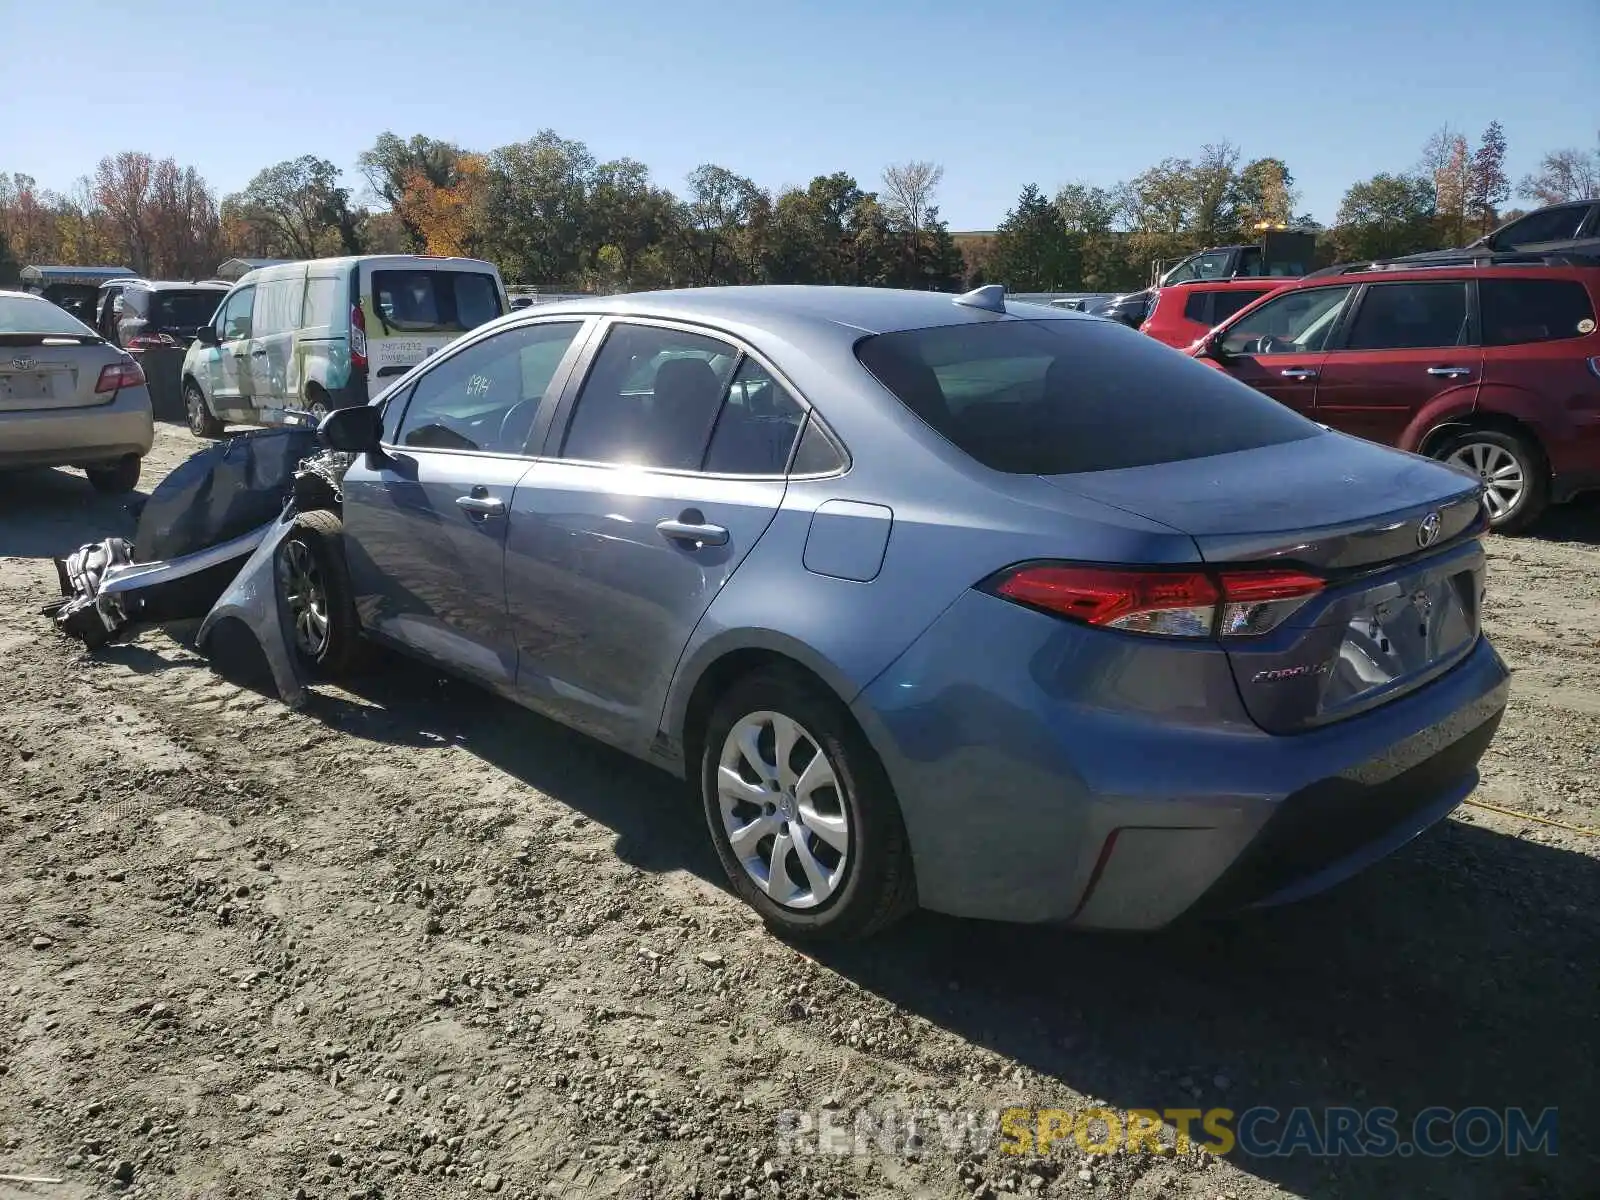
<box><xmin>1304</xmin><ymin>251</ymin><xmax>1600</xmax><ymax>279</ymax></box>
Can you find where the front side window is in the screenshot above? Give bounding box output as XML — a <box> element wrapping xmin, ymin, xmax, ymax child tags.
<box><xmin>561</xmin><ymin>323</ymin><xmax>739</xmax><ymax>470</ymax></box>
<box><xmin>1219</xmin><ymin>286</ymin><xmax>1352</xmax><ymax>356</ymax></box>
<box><xmin>1493</xmin><ymin>205</ymin><xmax>1589</xmax><ymax>248</ymax></box>
<box><xmin>1344</xmin><ymin>283</ymin><xmax>1468</xmax><ymax>351</ymax></box>
<box><xmin>371</xmin><ymin>270</ymin><xmax>503</xmax><ymax>333</ymax></box>
<box><xmin>1480</xmin><ymin>279</ymin><xmax>1597</xmax><ymax>346</ymax></box>
<box><xmin>220</xmin><ymin>287</ymin><xmax>255</xmax><ymax>341</ymax></box>
<box><xmin>856</xmin><ymin>318</ymin><xmax>1319</xmax><ymax>475</ymax></box>
<box><xmin>391</xmin><ymin>321</ymin><xmax>582</xmax><ymax>454</ymax></box>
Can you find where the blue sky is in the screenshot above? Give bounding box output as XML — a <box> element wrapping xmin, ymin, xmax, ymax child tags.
<box><xmin>2</xmin><ymin>0</ymin><xmax>1593</xmax><ymax>229</ymax></box>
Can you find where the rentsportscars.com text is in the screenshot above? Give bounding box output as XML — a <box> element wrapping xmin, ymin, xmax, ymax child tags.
<box><xmin>773</xmin><ymin>1105</ymin><xmax>1558</xmax><ymax>1159</ymax></box>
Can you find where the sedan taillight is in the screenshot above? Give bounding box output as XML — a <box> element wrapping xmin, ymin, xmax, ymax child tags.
<box><xmin>95</xmin><ymin>358</ymin><xmax>147</xmax><ymax>393</ymax></box>
<box><xmin>983</xmin><ymin>563</ymin><xmax>1325</xmax><ymax>639</ymax></box>
<box><xmin>125</xmin><ymin>332</ymin><xmax>179</xmax><ymax>352</ymax></box>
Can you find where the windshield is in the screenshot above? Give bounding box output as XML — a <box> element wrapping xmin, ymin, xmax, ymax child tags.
<box><xmin>149</xmin><ymin>290</ymin><xmax>225</xmax><ymax>330</ymax></box>
<box><xmin>855</xmin><ymin>318</ymin><xmax>1319</xmax><ymax>474</ymax></box>
<box><xmin>0</xmin><ymin>294</ymin><xmax>100</xmax><ymax>337</ymax></box>
<box><xmin>372</xmin><ymin>270</ymin><xmax>503</xmax><ymax>333</ymax></box>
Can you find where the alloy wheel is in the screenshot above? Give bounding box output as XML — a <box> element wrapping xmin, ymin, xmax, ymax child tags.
<box><xmin>280</xmin><ymin>539</ymin><xmax>330</xmax><ymax>659</ymax></box>
<box><xmin>1447</xmin><ymin>441</ymin><xmax>1525</xmax><ymax>522</ymax></box>
<box><xmin>185</xmin><ymin>388</ymin><xmax>207</xmax><ymax>436</ymax></box>
<box><xmin>716</xmin><ymin>711</ymin><xmax>850</xmax><ymax>910</ymax></box>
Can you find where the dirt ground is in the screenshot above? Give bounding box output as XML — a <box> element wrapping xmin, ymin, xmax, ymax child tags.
<box><xmin>2</xmin><ymin>422</ymin><xmax>1596</xmax><ymax>1200</ymax></box>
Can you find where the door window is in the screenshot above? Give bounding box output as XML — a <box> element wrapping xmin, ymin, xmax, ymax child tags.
<box><xmin>561</xmin><ymin>323</ymin><xmax>739</xmax><ymax>470</ymax></box>
<box><xmin>1344</xmin><ymin>283</ymin><xmax>1468</xmax><ymax>351</ymax></box>
<box><xmin>219</xmin><ymin>287</ymin><xmax>255</xmax><ymax>341</ymax></box>
<box><xmin>1492</xmin><ymin>205</ymin><xmax>1590</xmax><ymax>248</ymax></box>
<box><xmin>702</xmin><ymin>359</ymin><xmax>807</xmax><ymax>475</ymax></box>
<box><xmin>1480</xmin><ymin>279</ymin><xmax>1597</xmax><ymax>345</ymax></box>
<box><xmin>1219</xmin><ymin>286</ymin><xmax>1352</xmax><ymax>356</ymax></box>
<box><xmin>391</xmin><ymin>321</ymin><xmax>583</xmax><ymax>455</ymax></box>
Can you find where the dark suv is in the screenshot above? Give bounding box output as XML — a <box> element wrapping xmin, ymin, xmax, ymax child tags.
<box><xmin>1191</xmin><ymin>254</ymin><xmax>1600</xmax><ymax>533</ymax></box>
<box><xmin>1396</xmin><ymin>200</ymin><xmax>1600</xmax><ymax>264</ymax></box>
<box><xmin>99</xmin><ymin>280</ymin><xmax>229</xmax><ymax>418</ymax></box>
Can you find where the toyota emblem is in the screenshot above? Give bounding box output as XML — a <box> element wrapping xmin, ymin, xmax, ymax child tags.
<box><xmin>11</xmin><ymin>356</ymin><xmax>36</xmax><ymax>371</ymax></box>
<box><xmin>1417</xmin><ymin>511</ymin><xmax>1442</xmax><ymax>548</ymax></box>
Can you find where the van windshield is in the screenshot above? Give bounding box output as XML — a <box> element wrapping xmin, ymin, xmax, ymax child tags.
<box><xmin>372</xmin><ymin>270</ymin><xmax>503</xmax><ymax>333</ymax></box>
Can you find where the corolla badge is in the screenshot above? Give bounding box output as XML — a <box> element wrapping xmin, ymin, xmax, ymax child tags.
<box><xmin>1416</xmin><ymin>511</ymin><xmax>1442</xmax><ymax>548</ymax></box>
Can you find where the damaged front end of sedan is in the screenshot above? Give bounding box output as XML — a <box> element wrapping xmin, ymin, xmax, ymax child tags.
<box><xmin>44</xmin><ymin>414</ymin><xmax>357</xmax><ymax>710</ymax></box>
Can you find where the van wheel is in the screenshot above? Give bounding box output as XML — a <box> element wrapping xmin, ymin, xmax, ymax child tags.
<box><xmin>1436</xmin><ymin>428</ymin><xmax>1548</xmax><ymax>535</ymax></box>
<box><xmin>85</xmin><ymin>455</ymin><xmax>141</xmax><ymax>494</ymax></box>
<box><xmin>700</xmin><ymin>667</ymin><xmax>916</xmax><ymax>942</ymax></box>
<box><xmin>304</xmin><ymin>387</ymin><xmax>331</xmax><ymax>419</ymax></box>
<box><xmin>185</xmin><ymin>380</ymin><xmax>224</xmax><ymax>438</ymax></box>
<box><xmin>277</xmin><ymin>509</ymin><xmax>364</xmax><ymax>677</ymax></box>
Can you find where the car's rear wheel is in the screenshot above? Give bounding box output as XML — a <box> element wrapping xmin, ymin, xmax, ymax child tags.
<box><xmin>700</xmin><ymin>668</ymin><xmax>915</xmax><ymax>941</ymax></box>
<box><xmin>185</xmin><ymin>380</ymin><xmax>224</xmax><ymax>439</ymax></box>
<box><xmin>1436</xmin><ymin>428</ymin><xmax>1548</xmax><ymax>535</ymax></box>
<box><xmin>85</xmin><ymin>455</ymin><xmax>141</xmax><ymax>494</ymax></box>
<box><xmin>277</xmin><ymin>509</ymin><xmax>363</xmax><ymax>677</ymax></box>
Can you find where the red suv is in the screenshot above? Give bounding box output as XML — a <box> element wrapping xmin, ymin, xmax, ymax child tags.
<box><xmin>1141</xmin><ymin>278</ymin><xmax>1290</xmax><ymax>348</ymax></box>
<box><xmin>1192</xmin><ymin>256</ymin><xmax>1600</xmax><ymax>533</ymax></box>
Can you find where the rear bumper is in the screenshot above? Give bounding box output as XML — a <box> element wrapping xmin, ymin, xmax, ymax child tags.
<box><xmin>851</xmin><ymin>589</ymin><xmax>1511</xmax><ymax>929</ymax></box>
<box><xmin>0</xmin><ymin>386</ymin><xmax>155</xmax><ymax>469</ymax></box>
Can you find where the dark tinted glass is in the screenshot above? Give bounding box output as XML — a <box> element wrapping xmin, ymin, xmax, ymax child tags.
<box><xmin>855</xmin><ymin>318</ymin><xmax>1319</xmax><ymax>474</ymax></box>
<box><xmin>150</xmin><ymin>289</ymin><xmax>225</xmax><ymax>330</ymax></box>
<box><xmin>1496</xmin><ymin>205</ymin><xmax>1589</xmax><ymax>246</ymax></box>
<box><xmin>790</xmin><ymin>417</ymin><xmax>847</xmax><ymax>474</ymax></box>
<box><xmin>1480</xmin><ymin>279</ymin><xmax>1596</xmax><ymax>345</ymax></box>
<box><xmin>702</xmin><ymin>359</ymin><xmax>806</xmax><ymax>475</ymax></box>
<box><xmin>1182</xmin><ymin>292</ymin><xmax>1210</xmax><ymax>322</ymax></box>
<box><xmin>1345</xmin><ymin>283</ymin><xmax>1468</xmax><ymax>351</ymax></box>
<box><xmin>1213</xmin><ymin>289</ymin><xmax>1269</xmax><ymax>323</ymax></box>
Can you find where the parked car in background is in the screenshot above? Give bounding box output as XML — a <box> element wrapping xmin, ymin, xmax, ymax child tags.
<box><xmin>1393</xmin><ymin>200</ymin><xmax>1600</xmax><ymax>265</ymax></box>
<box><xmin>90</xmin><ymin>277</ymin><xmax>149</xmax><ymax>341</ymax></box>
<box><xmin>1192</xmin><ymin>254</ymin><xmax>1600</xmax><ymax>533</ymax></box>
<box><xmin>289</xmin><ymin>283</ymin><xmax>1505</xmax><ymax>941</ymax></box>
<box><xmin>1157</xmin><ymin>230</ymin><xmax>1318</xmax><ymax>286</ymax></box>
<box><xmin>1140</xmin><ymin>278</ymin><xmax>1289</xmax><ymax>348</ymax></box>
<box><xmin>103</xmin><ymin>280</ymin><xmax>230</xmax><ymax>419</ymax></box>
<box><xmin>181</xmin><ymin>255</ymin><xmax>508</xmax><ymax>438</ymax></box>
<box><xmin>18</xmin><ymin>265</ymin><xmax>138</xmax><ymax>326</ymax></box>
<box><xmin>1090</xmin><ymin>288</ymin><xmax>1155</xmax><ymax>328</ymax></box>
<box><xmin>0</xmin><ymin>290</ymin><xmax>153</xmax><ymax>492</ymax></box>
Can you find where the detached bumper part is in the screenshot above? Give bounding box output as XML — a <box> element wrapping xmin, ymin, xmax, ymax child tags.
<box><xmin>196</xmin><ymin>511</ymin><xmax>308</xmax><ymax>709</ymax></box>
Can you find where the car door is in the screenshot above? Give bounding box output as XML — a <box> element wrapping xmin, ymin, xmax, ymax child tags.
<box><xmin>1312</xmin><ymin>280</ymin><xmax>1480</xmax><ymax>448</ymax></box>
<box><xmin>1210</xmin><ymin>285</ymin><xmax>1355</xmax><ymax>418</ymax></box>
<box><xmin>247</xmin><ymin>271</ymin><xmax>305</xmax><ymax>416</ymax></box>
<box><xmin>340</xmin><ymin>317</ymin><xmax>593</xmax><ymax>694</ymax></box>
<box><xmin>211</xmin><ymin>285</ymin><xmax>256</xmax><ymax>417</ymax></box>
<box><xmin>504</xmin><ymin>319</ymin><xmax>801</xmax><ymax>751</ymax></box>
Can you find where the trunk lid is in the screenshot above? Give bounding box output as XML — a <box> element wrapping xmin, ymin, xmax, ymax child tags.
<box><xmin>1041</xmin><ymin>432</ymin><xmax>1489</xmax><ymax>733</ymax></box>
<box><xmin>0</xmin><ymin>335</ymin><xmax>114</xmax><ymax>412</ymax></box>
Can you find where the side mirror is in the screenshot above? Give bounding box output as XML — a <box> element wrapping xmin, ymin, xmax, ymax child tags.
<box><xmin>1197</xmin><ymin>331</ymin><xmax>1228</xmax><ymax>361</ymax></box>
<box><xmin>194</xmin><ymin>326</ymin><xmax>219</xmax><ymax>347</ymax></box>
<box><xmin>319</xmin><ymin>404</ymin><xmax>384</xmax><ymax>454</ymax></box>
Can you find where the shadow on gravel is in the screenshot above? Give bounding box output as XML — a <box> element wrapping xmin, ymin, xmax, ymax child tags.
<box><xmin>1525</xmin><ymin>491</ymin><xmax>1600</xmax><ymax>546</ymax></box>
<box><xmin>0</xmin><ymin>466</ymin><xmax>148</xmax><ymax>560</ymax></box>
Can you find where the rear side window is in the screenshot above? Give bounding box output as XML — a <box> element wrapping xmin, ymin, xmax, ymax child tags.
<box><xmin>1213</xmin><ymin>289</ymin><xmax>1269</xmax><ymax>324</ymax></box>
<box><xmin>1345</xmin><ymin>283</ymin><xmax>1468</xmax><ymax>351</ymax></box>
<box><xmin>371</xmin><ymin>270</ymin><xmax>503</xmax><ymax>333</ymax></box>
<box><xmin>1182</xmin><ymin>292</ymin><xmax>1210</xmax><ymax>323</ymax></box>
<box><xmin>855</xmin><ymin>319</ymin><xmax>1319</xmax><ymax>474</ymax></box>
<box><xmin>1479</xmin><ymin>279</ymin><xmax>1597</xmax><ymax>346</ymax></box>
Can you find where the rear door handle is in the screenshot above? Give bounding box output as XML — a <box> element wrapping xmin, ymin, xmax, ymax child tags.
<box><xmin>657</xmin><ymin>518</ymin><xmax>729</xmax><ymax>547</ymax></box>
<box><xmin>455</xmin><ymin>494</ymin><xmax>505</xmax><ymax>517</ymax></box>
<box><xmin>1426</xmin><ymin>366</ymin><xmax>1473</xmax><ymax>378</ymax></box>
<box><xmin>251</xmin><ymin>349</ymin><xmax>267</xmax><ymax>357</ymax></box>
<box><xmin>1279</xmin><ymin>367</ymin><xmax>1318</xmax><ymax>379</ymax></box>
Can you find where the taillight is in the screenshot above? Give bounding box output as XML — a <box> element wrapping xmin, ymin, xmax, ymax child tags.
<box><xmin>350</xmin><ymin>303</ymin><xmax>368</xmax><ymax>372</ymax></box>
<box><xmin>985</xmin><ymin>563</ymin><xmax>1324</xmax><ymax>639</ymax></box>
<box><xmin>95</xmin><ymin>357</ymin><xmax>146</xmax><ymax>393</ymax></box>
<box><xmin>125</xmin><ymin>332</ymin><xmax>178</xmax><ymax>352</ymax></box>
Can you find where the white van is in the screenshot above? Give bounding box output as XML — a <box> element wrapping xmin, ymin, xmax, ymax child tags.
<box><xmin>180</xmin><ymin>255</ymin><xmax>508</xmax><ymax>437</ymax></box>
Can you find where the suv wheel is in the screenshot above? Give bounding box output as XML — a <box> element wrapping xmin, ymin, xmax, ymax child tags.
<box><xmin>85</xmin><ymin>455</ymin><xmax>141</xmax><ymax>494</ymax></box>
<box><xmin>700</xmin><ymin>668</ymin><xmax>915</xmax><ymax>941</ymax></box>
<box><xmin>185</xmin><ymin>380</ymin><xmax>224</xmax><ymax>439</ymax></box>
<box><xmin>1437</xmin><ymin>428</ymin><xmax>1548</xmax><ymax>535</ymax></box>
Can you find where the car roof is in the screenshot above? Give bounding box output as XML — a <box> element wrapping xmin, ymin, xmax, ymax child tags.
<box><xmin>511</xmin><ymin>285</ymin><xmax>1088</xmax><ymax>338</ymax></box>
<box><xmin>1288</xmin><ymin>261</ymin><xmax>1600</xmax><ymax>288</ymax></box>
<box><xmin>128</xmin><ymin>280</ymin><xmax>230</xmax><ymax>291</ymax></box>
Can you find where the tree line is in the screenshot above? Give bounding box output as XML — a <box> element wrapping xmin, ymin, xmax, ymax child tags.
<box><xmin>1</xmin><ymin>124</ymin><xmax>1594</xmax><ymax>295</ymax></box>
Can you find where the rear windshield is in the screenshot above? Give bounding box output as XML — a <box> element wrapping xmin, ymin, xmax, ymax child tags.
<box><xmin>0</xmin><ymin>294</ymin><xmax>99</xmax><ymax>337</ymax></box>
<box><xmin>148</xmin><ymin>289</ymin><xmax>225</xmax><ymax>329</ymax></box>
<box><xmin>372</xmin><ymin>270</ymin><xmax>502</xmax><ymax>333</ymax></box>
<box><xmin>855</xmin><ymin>318</ymin><xmax>1320</xmax><ymax>474</ymax></box>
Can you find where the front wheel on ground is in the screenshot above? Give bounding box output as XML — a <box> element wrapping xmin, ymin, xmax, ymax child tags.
<box><xmin>277</xmin><ymin>509</ymin><xmax>364</xmax><ymax>677</ymax></box>
<box><xmin>1435</xmin><ymin>428</ymin><xmax>1548</xmax><ymax>535</ymax></box>
<box><xmin>699</xmin><ymin>668</ymin><xmax>916</xmax><ymax>941</ymax></box>
<box><xmin>184</xmin><ymin>380</ymin><xmax>225</xmax><ymax>439</ymax></box>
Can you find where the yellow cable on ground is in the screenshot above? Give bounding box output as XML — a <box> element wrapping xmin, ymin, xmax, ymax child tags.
<box><xmin>1462</xmin><ymin>798</ymin><xmax>1600</xmax><ymax>838</ymax></box>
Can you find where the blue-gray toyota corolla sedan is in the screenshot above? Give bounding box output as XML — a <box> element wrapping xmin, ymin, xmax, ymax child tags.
<box><xmin>296</xmin><ymin>284</ymin><xmax>1510</xmax><ymax>941</ymax></box>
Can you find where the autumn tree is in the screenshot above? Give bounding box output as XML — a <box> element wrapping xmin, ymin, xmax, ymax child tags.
<box><xmin>396</xmin><ymin>153</ymin><xmax>489</xmax><ymax>258</ymax></box>
<box><xmin>229</xmin><ymin>156</ymin><xmax>360</xmax><ymax>258</ymax></box>
<box><xmin>359</xmin><ymin>133</ymin><xmax>465</xmax><ymax>250</ymax></box>
<box><xmin>1467</xmin><ymin>121</ymin><xmax>1510</xmax><ymax>236</ymax></box>
<box><xmin>1519</xmin><ymin>137</ymin><xmax>1600</xmax><ymax>205</ymax></box>
<box><xmin>1420</xmin><ymin>125</ymin><xmax>1472</xmax><ymax>246</ymax></box>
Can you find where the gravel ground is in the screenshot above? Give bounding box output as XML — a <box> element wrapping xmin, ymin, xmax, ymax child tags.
<box><xmin>1</xmin><ymin>422</ymin><xmax>1596</xmax><ymax>1200</ymax></box>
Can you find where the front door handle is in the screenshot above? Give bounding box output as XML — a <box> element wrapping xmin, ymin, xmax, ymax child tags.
<box><xmin>1279</xmin><ymin>367</ymin><xmax>1318</xmax><ymax>379</ymax></box>
<box><xmin>455</xmin><ymin>494</ymin><xmax>505</xmax><ymax>517</ymax></box>
<box><xmin>1426</xmin><ymin>366</ymin><xmax>1473</xmax><ymax>378</ymax></box>
<box><xmin>657</xmin><ymin>516</ymin><xmax>729</xmax><ymax>547</ymax></box>
<box><xmin>251</xmin><ymin>349</ymin><xmax>267</xmax><ymax>357</ymax></box>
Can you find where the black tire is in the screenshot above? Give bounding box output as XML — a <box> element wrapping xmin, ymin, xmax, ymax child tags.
<box><xmin>304</xmin><ymin>386</ymin><xmax>331</xmax><ymax>421</ymax></box>
<box><xmin>85</xmin><ymin>455</ymin><xmax>141</xmax><ymax>494</ymax></box>
<box><xmin>184</xmin><ymin>379</ymin><xmax>225</xmax><ymax>439</ymax></box>
<box><xmin>1433</xmin><ymin>427</ymin><xmax>1549</xmax><ymax>536</ymax></box>
<box><xmin>700</xmin><ymin>667</ymin><xmax>916</xmax><ymax>942</ymax></box>
<box><xmin>278</xmin><ymin>508</ymin><xmax>365</xmax><ymax>677</ymax></box>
